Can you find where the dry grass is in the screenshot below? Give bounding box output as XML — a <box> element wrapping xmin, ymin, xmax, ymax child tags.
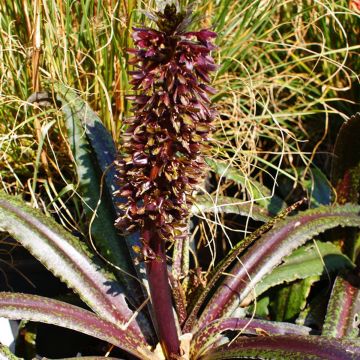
<box><xmin>0</xmin><ymin>0</ymin><xmax>359</xmax><ymax>249</ymax></box>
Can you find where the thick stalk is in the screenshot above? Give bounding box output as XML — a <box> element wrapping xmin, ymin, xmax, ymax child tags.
<box><xmin>143</xmin><ymin>226</ymin><xmax>180</xmax><ymax>359</ymax></box>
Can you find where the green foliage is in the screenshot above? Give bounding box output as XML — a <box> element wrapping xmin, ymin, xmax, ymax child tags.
<box><xmin>254</xmin><ymin>241</ymin><xmax>354</xmax><ymax>301</ymax></box>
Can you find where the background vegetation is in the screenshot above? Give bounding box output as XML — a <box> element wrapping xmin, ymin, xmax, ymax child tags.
<box><xmin>0</xmin><ymin>0</ymin><xmax>360</xmax><ymax>357</ymax></box>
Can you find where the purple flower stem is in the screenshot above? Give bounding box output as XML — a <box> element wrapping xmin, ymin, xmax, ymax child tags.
<box><xmin>143</xmin><ymin>225</ymin><xmax>180</xmax><ymax>359</ymax></box>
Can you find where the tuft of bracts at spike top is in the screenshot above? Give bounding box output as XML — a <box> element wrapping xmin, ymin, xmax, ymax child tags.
<box><xmin>115</xmin><ymin>4</ymin><xmax>217</xmax><ymax>258</ymax></box>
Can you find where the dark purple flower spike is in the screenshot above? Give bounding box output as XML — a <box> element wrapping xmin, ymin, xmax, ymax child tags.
<box><xmin>115</xmin><ymin>4</ymin><xmax>217</xmax><ymax>359</ymax></box>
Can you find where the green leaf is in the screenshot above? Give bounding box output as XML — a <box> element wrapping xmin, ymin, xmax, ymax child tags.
<box><xmin>251</xmin><ymin>295</ymin><xmax>270</xmax><ymax>318</ymax></box>
<box><xmin>199</xmin><ymin>335</ymin><xmax>360</xmax><ymax>360</ymax></box>
<box><xmin>0</xmin><ymin>293</ymin><xmax>155</xmax><ymax>360</ymax></box>
<box><xmin>269</xmin><ymin>277</ymin><xmax>318</xmax><ymax>323</ymax></box>
<box><xmin>49</xmin><ymin>84</ymin><xmax>143</xmax><ymax>305</ymax></box>
<box><xmin>52</xmin><ymin>84</ymin><xmax>117</xmax><ymax>195</ymax></box>
<box><xmin>197</xmin><ymin>204</ymin><xmax>360</xmax><ymax>330</ymax></box>
<box><xmin>323</xmin><ymin>275</ymin><xmax>360</xmax><ymax>338</ymax></box>
<box><xmin>302</xmin><ymin>167</ymin><xmax>332</xmax><ymax>207</ymax></box>
<box><xmin>192</xmin><ymin>195</ymin><xmax>271</xmax><ymax>222</ymax></box>
<box><xmin>205</xmin><ymin>158</ymin><xmax>286</xmax><ymax>215</ymax></box>
<box><xmin>0</xmin><ymin>192</ymin><xmax>145</xmax><ymax>339</ymax></box>
<box><xmin>246</xmin><ymin>241</ymin><xmax>354</xmax><ymax>303</ymax></box>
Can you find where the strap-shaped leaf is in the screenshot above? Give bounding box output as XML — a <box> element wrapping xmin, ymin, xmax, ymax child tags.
<box><xmin>0</xmin><ymin>192</ymin><xmax>144</xmax><ymax>340</ymax></box>
<box><xmin>243</xmin><ymin>241</ymin><xmax>354</xmax><ymax>304</ymax></box>
<box><xmin>52</xmin><ymin>84</ymin><xmax>118</xmax><ymax>196</ymax></box>
<box><xmin>0</xmin><ymin>343</ymin><xmax>21</xmax><ymax>360</ymax></box>
<box><xmin>184</xmin><ymin>201</ymin><xmax>301</xmax><ymax>333</ymax></box>
<box><xmin>199</xmin><ymin>335</ymin><xmax>360</xmax><ymax>360</ymax></box>
<box><xmin>302</xmin><ymin>167</ymin><xmax>332</xmax><ymax>207</ymax></box>
<box><xmin>322</xmin><ymin>275</ymin><xmax>360</xmax><ymax>338</ymax></box>
<box><xmin>269</xmin><ymin>276</ymin><xmax>318</xmax><ymax>323</ymax></box>
<box><xmin>192</xmin><ymin>195</ymin><xmax>271</xmax><ymax>222</ymax></box>
<box><xmin>50</xmin><ymin>84</ymin><xmax>143</xmax><ymax>300</ymax></box>
<box><xmin>197</xmin><ymin>204</ymin><xmax>360</xmax><ymax>330</ymax></box>
<box><xmin>0</xmin><ymin>293</ymin><xmax>156</xmax><ymax>360</ymax></box>
<box><xmin>330</xmin><ymin>112</ymin><xmax>360</xmax><ymax>261</ymax></box>
<box><xmin>191</xmin><ymin>317</ymin><xmax>311</xmax><ymax>358</ymax></box>
<box><xmin>43</xmin><ymin>85</ymin><xmax>148</xmax><ymax>308</ymax></box>
<box><xmin>331</xmin><ymin>112</ymin><xmax>360</xmax><ymax>204</ymax></box>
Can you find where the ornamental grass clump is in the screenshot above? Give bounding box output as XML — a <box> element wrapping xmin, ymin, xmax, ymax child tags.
<box><xmin>114</xmin><ymin>3</ymin><xmax>217</xmax><ymax>358</ymax></box>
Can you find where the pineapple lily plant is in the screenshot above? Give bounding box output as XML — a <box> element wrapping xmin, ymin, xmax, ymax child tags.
<box><xmin>1</xmin><ymin>3</ymin><xmax>360</xmax><ymax>360</ymax></box>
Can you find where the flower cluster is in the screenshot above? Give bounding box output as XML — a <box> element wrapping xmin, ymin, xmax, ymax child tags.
<box><xmin>115</xmin><ymin>4</ymin><xmax>217</xmax><ymax>257</ymax></box>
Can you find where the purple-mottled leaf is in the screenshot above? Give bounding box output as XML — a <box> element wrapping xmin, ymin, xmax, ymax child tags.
<box><xmin>191</xmin><ymin>317</ymin><xmax>311</xmax><ymax>358</ymax></box>
<box><xmin>330</xmin><ymin>112</ymin><xmax>360</xmax><ymax>261</ymax></box>
<box><xmin>0</xmin><ymin>192</ymin><xmax>144</xmax><ymax>340</ymax></box>
<box><xmin>246</xmin><ymin>241</ymin><xmax>353</xmax><ymax>304</ymax></box>
<box><xmin>197</xmin><ymin>204</ymin><xmax>360</xmax><ymax>330</ymax></box>
<box><xmin>322</xmin><ymin>275</ymin><xmax>360</xmax><ymax>338</ymax></box>
<box><xmin>0</xmin><ymin>293</ymin><xmax>155</xmax><ymax>360</ymax></box>
<box><xmin>192</xmin><ymin>195</ymin><xmax>271</xmax><ymax>222</ymax></box>
<box><xmin>331</xmin><ymin>113</ymin><xmax>360</xmax><ymax>204</ymax></box>
<box><xmin>183</xmin><ymin>202</ymin><xmax>301</xmax><ymax>333</ymax></box>
<box><xmin>199</xmin><ymin>335</ymin><xmax>360</xmax><ymax>360</ymax></box>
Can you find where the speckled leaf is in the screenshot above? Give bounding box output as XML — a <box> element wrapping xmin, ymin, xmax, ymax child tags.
<box><xmin>322</xmin><ymin>275</ymin><xmax>360</xmax><ymax>338</ymax></box>
<box><xmin>184</xmin><ymin>201</ymin><xmax>304</xmax><ymax>333</ymax></box>
<box><xmin>53</xmin><ymin>83</ymin><xmax>118</xmax><ymax>195</ymax></box>
<box><xmin>199</xmin><ymin>335</ymin><xmax>360</xmax><ymax>360</ymax></box>
<box><xmin>192</xmin><ymin>195</ymin><xmax>271</xmax><ymax>222</ymax></box>
<box><xmin>205</xmin><ymin>158</ymin><xmax>285</xmax><ymax>215</ymax></box>
<box><xmin>50</xmin><ymin>85</ymin><xmax>142</xmax><ymax>302</ymax></box>
<box><xmin>245</xmin><ymin>241</ymin><xmax>354</xmax><ymax>303</ymax></box>
<box><xmin>0</xmin><ymin>192</ymin><xmax>144</xmax><ymax>339</ymax></box>
<box><xmin>191</xmin><ymin>317</ymin><xmax>311</xmax><ymax>358</ymax></box>
<box><xmin>331</xmin><ymin>113</ymin><xmax>360</xmax><ymax>204</ymax></box>
<box><xmin>197</xmin><ymin>204</ymin><xmax>360</xmax><ymax>330</ymax></box>
<box><xmin>0</xmin><ymin>293</ymin><xmax>155</xmax><ymax>360</ymax></box>
<box><xmin>0</xmin><ymin>343</ymin><xmax>21</xmax><ymax>360</ymax></box>
<box><xmin>330</xmin><ymin>113</ymin><xmax>360</xmax><ymax>260</ymax></box>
